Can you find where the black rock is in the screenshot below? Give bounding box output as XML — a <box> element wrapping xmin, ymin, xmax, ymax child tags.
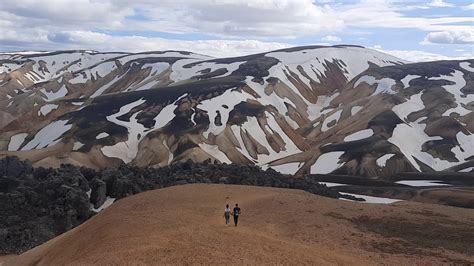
<box><xmin>90</xmin><ymin>178</ymin><xmax>107</xmax><ymax>209</ymax></box>
<box><xmin>218</xmin><ymin>176</ymin><xmax>230</xmax><ymax>184</ymax></box>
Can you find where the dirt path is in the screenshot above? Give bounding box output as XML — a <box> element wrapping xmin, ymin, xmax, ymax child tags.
<box><xmin>0</xmin><ymin>255</ymin><xmax>16</xmax><ymax>266</ymax></box>
<box><xmin>5</xmin><ymin>184</ymin><xmax>474</xmax><ymax>265</ymax></box>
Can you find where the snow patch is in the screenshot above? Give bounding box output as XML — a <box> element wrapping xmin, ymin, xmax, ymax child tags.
<box><xmin>269</xmin><ymin>162</ymin><xmax>302</xmax><ymax>175</ymax></box>
<box><xmin>38</xmin><ymin>104</ymin><xmax>58</xmax><ymax>116</ymax></box>
<box><xmin>321</xmin><ymin>110</ymin><xmax>343</xmax><ymax>132</ymax></box>
<box><xmin>101</xmin><ymin>95</ymin><xmax>184</xmax><ymax>163</ymax></box>
<box><xmin>355</xmin><ymin>75</ymin><xmax>396</xmax><ymax>95</ymax></box>
<box><xmin>163</xmin><ymin>139</ymin><xmax>173</xmax><ymax>164</ymax></box>
<box><xmin>318</xmin><ymin>182</ymin><xmax>347</xmax><ymax>187</ymax></box>
<box><xmin>400</xmin><ymin>74</ymin><xmax>421</xmax><ymax>89</ymax></box>
<box><xmin>340</xmin><ymin>193</ymin><xmax>402</xmax><ymax>204</ymax></box>
<box><xmin>171</xmin><ymin>60</ymin><xmax>243</xmax><ymax>82</ymax></box>
<box><xmin>153</xmin><ymin>101</ymin><xmax>178</xmax><ymax>128</ymax></box>
<box><xmin>90</xmin><ymin>75</ymin><xmax>121</xmax><ymax>98</ymax></box>
<box><xmin>267</xmin><ymin>46</ymin><xmax>403</xmax><ymax>82</ymax></box>
<box><xmin>451</xmin><ymin>131</ymin><xmax>474</xmax><ymax>164</ymax></box>
<box><xmin>92</xmin><ymin>197</ymin><xmax>115</xmax><ymax>212</ymax></box>
<box><xmin>40</xmin><ymin>85</ymin><xmax>68</xmax><ymax>102</ymax></box>
<box><xmin>0</xmin><ymin>62</ymin><xmax>22</xmax><ymax>73</ymax></box>
<box><xmin>199</xmin><ymin>143</ymin><xmax>232</xmax><ymax>164</ymax></box>
<box><xmin>198</xmin><ymin>89</ymin><xmax>252</xmax><ymax>138</ymax></box>
<box><xmin>388</xmin><ymin>118</ymin><xmax>447</xmax><ymax>171</ymax></box>
<box><xmin>101</xmin><ymin>98</ymin><xmax>147</xmax><ymax>163</ymax></box>
<box><xmin>311</xmin><ymin>151</ymin><xmax>345</xmax><ymax>174</ymax></box>
<box><xmin>21</xmin><ymin>120</ymin><xmax>72</xmax><ymax>150</ymax></box>
<box><xmin>307</xmin><ymin>93</ymin><xmax>340</xmax><ymax>121</ymax></box>
<box><xmin>96</xmin><ymin>132</ymin><xmax>109</xmax><ymax>139</ymax></box>
<box><xmin>350</xmin><ymin>106</ymin><xmax>363</xmax><ymax>116</ymax></box>
<box><xmin>395</xmin><ymin>180</ymin><xmax>451</xmax><ymax>187</ymax></box>
<box><xmin>392</xmin><ymin>91</ymin><xmax>424</xmax><ymax>121</ymax></box>
<box><xmin>230</xmin><ymin>112</ymin><xmax>301</xmax><ymax>165</ymax></box>
<box><xmin>460</xmin><ymin>61</ymin><xmax>474</xmax><ymax>72</ymax></box>
<box><xmin>8</xmin><ymin>133</ymin><xmax>28</xmax><ymax>151</ymax></box>
<box><xmin>376</xmin><ymin>154</ymin><xmax>395</xmax><ymax>167</ymax></box>
<box><xmin>73</xmin><ymin>142</ymin><xmax>84</xmax><ymax>151</ymax></box>
<box><xmin>344</xmin><ymin>129</ymin><xmax>374</xmax><ymax>142</ymax></box>
<box><xmin>244</xmin><ymin>77</ymin><xmax>300</xmax><ymax>127</ymax></box>
<box><xmin>429</xmin><ymin>70</ymin><xmax>471</xmax><ymax>116</ymax></box>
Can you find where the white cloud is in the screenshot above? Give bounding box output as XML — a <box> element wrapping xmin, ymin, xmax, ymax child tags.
<box><xmin>322</xmin><ymin>35</ymin><xmax>341</xmax><ymax>42</ymax></box>
<box><xmin>339</xmin><ymin>1</ymin><xmax>472</xmax><ymax>32</ymax></box>
<box><xmin>2</xmin><ymin>0</ymin><xmax>471</xmax><ymax>40</ymax></box>
<box><xmin>26</xmin><ymin>30</ymin><xmax>291</xmax><ymax>57</ymax></box>
<box><xmin>423</xmin><ymin>29</ymin><xmax>474</xmax><ymax>44</ymax></box>
<box><xmin>462</xmin><ymin>4</ymin><xmax>474</xmax><ymax>10</ymax></box>
<box><xmin>374</xmin><ymin>48</ymin><xmax>473</xmax><ymax>62</ymax></box>
<box><xmin>1</xmin><ymin>0</ymin><xmax>343</xmax><ymax>39</ymax></box>
<box><xmin>0</xmin><ymin>0</ymin><xmax>472</xmax><ymax>61</ymax></box>
<box><xmin>427</xmin><ymin>0</ymin><xmax>454</xmax><ymax>8</ymax></box>
<box><xmin>134</xmin><ymin>0</ymin><xmax>345</xmax><ymax>38</ymax></box>
<box><xmin>1</xmin><ymin>0</ymin><xmax>133</xmax><ymax>28</ymax></box>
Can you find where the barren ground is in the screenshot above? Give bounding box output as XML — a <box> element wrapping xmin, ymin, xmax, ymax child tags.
<box><xmin>4</xmin><ymin>184</ymin><xmax>474</xmax><ymax>265</ymax></box>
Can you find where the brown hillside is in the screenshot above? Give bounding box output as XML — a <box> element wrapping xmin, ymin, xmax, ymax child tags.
<box><xmin>4</xmin><ymin>184</ymin><xmax>474</xmax><ymax>265</ymax></box>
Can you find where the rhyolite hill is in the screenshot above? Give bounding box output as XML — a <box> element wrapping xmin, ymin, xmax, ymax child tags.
<box><xmin>0</xmin><ymin>45</ymin><xmax>473</xmax><ymax>178</ymax></box>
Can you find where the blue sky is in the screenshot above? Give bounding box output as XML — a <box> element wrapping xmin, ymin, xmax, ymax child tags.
<box><xmin>0</xmin><ymin>0</ymin><xmax>472</xmax><ymax>61</ymax></box>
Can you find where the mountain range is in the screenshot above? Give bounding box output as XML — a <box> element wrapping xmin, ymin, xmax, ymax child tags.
<box><xmin>0</xmin><ymin>45</ymin><xmax>473</xmax><ymax>178</ymax></box>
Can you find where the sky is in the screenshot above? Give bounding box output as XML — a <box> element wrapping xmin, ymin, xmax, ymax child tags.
<box><xmin>0</xmin><ymin>0</ymin><xmax>472</xmax><ymax>62</ymax></box>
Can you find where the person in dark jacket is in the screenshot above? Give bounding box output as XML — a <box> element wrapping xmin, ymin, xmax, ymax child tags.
<box><xmin>232</xmin><ymin>204</ymin><xmax>241</xmax><ymax>227</ymax></box>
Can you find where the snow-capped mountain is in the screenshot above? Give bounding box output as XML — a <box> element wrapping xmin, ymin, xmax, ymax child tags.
<box><xmin>0</xmin><ymin>45</ymin><xmax>472</xmax><ymax>178</ymax></box>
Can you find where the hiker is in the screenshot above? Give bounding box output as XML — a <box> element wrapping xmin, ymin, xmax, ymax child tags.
<box><xmin>232</xmin><ymin>204</ymin><xmax>241</xmax><ymax>227</ymax></box>
<box><xmin>224</xmin><ymin>204</ymin><xmax>231</xmax><ymax>226</ymax></box>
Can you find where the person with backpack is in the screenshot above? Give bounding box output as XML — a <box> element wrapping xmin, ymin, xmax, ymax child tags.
<box><xmin>232</xmin><ymin>203</ymin><xmax>241</xmax><ymax>227</ymax></box>
<box><xmin>224</xmin><ymin>204</ymin><xmax>231</xmax><ymax>226</ymax></box>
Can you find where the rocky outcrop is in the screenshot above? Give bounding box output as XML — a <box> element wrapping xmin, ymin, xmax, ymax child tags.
<box><xmin>0</xmin><ymin>156</ymin><xmax>350</xmax><ymax>255</ymax></box>
<box><xmin>90</xmin><ymin>178</ymin><xmax>106</xmax><ymax>209</ymax></box>
<box><xmin>0</xmin><ymin>156</ymin><xmax>92</xmax><ymax>255</ymax></box>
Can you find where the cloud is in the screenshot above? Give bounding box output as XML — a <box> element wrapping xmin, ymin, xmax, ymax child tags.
<box><xmin>373</xmin><ymin>48</ymin><xmax>472</xmax><ymax>62</ymax></box>
<box><xmin>1</xmin><ymin>0</ymin><xmax>133</xmax><ymax>28</ymax></box>
<box><xmin>427</xmin><ymin>0</ymin><xmax>454</xmax><ymax>8</ymax></box>
<box><xmin>423</xmin><ymin>30</ymin><xmax>474</xmax><ymax>44</ymax></box>
<box><xmin>2</xmin><ymin>0</ymin><xmax>471</xmax><ymax>40</ymax></box>
<box><xmin>339</xmin><ymin>1</ymin><xmax>472</xmax><ymax>32</ymax></box>
<box><xmin>321</xmin><ymin>35</ymin><xmax>341</xmax><ymax>42</ymax></box>
<box><xmin>0</xmin><ymin>0</ymin><xmax>472</xmax><ymax>61</ymax></box>
<box><xmin>12</xmin><ymin>30</ymin><xmax>290</xmax><ymax>57</ymax></box>
<box><xmin>463</xmin><ymin>4</ymin><xmax>474</xmax><ymax>10</ymax></box>
<box><xmin>130</xmin><ymin>0</ymin><xmax>345</xmax><ymax>38</ymax></box>
<box><xmin>1</xmin><ymin>0</ymin><xmax>343</xmax><ymax>39</ymax></box>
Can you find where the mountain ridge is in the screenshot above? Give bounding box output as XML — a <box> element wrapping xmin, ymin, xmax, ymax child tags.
<box><xmin>0</xmin><ymin>45</ymin><xmax>472</xmax><ymax>178</ymax></box>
